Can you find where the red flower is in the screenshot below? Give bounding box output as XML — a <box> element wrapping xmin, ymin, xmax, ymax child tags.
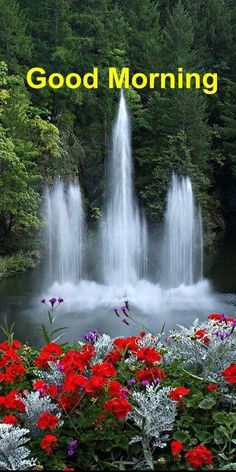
<box><xmin>108</xmin><ymin>380</ymin><xmax>129</xmax><ymax>398</ymax></box>
<box><xmin>0</xmin><ymin>390</ymin><xmax>25</xmax><ymax>412</ymax></box>
<box><xmin>169</xmin><ymin>387</ymin><xmax>190</xmax><ymax>402</ymax></box>
<box><xmin>40</xmin><ymin>433</ymin><xmax>58</xmax><ymax>455</ymax></box>
<box><xmin>194</xmin><ymin>329</ymin><xmax>209</xmax><ymax>344</ymax></box>
<box><xmin>208</xmin><ymin>313</ymin><xmax>223</xmax><ymax>321</ymax></box>
<box><xmin>207</xmin><ymin>383</ymin><xmax>218</xmax><ymax>391</ymax></box>
<box><xmin>136</xmin><ymin>347</ymin><xmax>161</xmax><ymax>363</ymax></box>
<box><xmin>0</xmin><ymin>345</ymin><xmax>26</xmax><ymax>384</ymax></box>
<box><xmin>104</xmin><ymin>397</ymin><xmax>132</xmax><ymax>420</ymax></box>
<box><xmin>62</xmin><ymin>373</ymin><xmax>87</xmax><ymax>393</ymax></box>
<box><xmin>104</xmin><ymin>349</ymin><xmax>122</xmax><ymax>363</ymax></box>
<box><xmin>37</xmin><ymin>412</ymin><xmax>59</xmax><ymax>430</ymax></box>
<box><xmin>47</xmin><ymin>385</ymin><xmax>58</xmax><ymax>399</ymax></box>
<box><xmin>2</xmin><ymin>415</ymin><xmax>18</xmax><ymax>425</ymax></box>
<box><xmin>185</xmin><ymin>444</ymin><xmax>213</xmax><ymax>468</ymax></box>
<box><xmin>85</xmin><ymin>375</ymin><xmax>107</xmax><ymax>394</ymax></box>
<box><xmin>171</xmin><ymin>440</ymin><xmax>183</xmax><ymax>456</ymax></box>
<box><xmin>33</xmin><ymin>380</ymin><xmax>47</xmax><ymax>392</ymax></box>
<box><xmin>4</xmin><ymin>363</ymin><xmax>26</xmax><ymax>383</ymax></box>
<box><xmin>113</xmin><ymin>336</ymin><xmax>138</xmax><ymax>353</ymax></box>
<box><xmin>0</xmin><ymin>340</ymin><xmax>21</xmax><ymax>350</ymax></box>
<box><xmin>92</xmin><ymin>361</ymin><xmax>117</xmax><ymax>378</ymax></box>
<box><xmin>81</xmin><ymin>344</ymin><xmax>95</xmax><ymax>363</ymax></box>
<box><xmin>136</xmin><ymin>366</ymin><xmax>166</xmax><ymax>383</ymax></box>
<box><xmin>35</xmin><ymin>343</ymin><xmax>62</xmax><ymax>369</ymax></box>
<box><xmin>221</xmin><ymin>364</ymin><xmax>236</xmax><ymax>384</ymax></box>
<box><xmin>58</xmin><ymin>392</ymin><xmax>80</xmax><ymax>411</ymax></box>
<box><xmin>60</xmin><ymin>347</ymin><xmax>92</xmax><ymax>374</ymax></box>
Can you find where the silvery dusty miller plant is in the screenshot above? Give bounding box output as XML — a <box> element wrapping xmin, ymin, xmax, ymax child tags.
<box><xmin>0</xmin><ymin>424</ymin><xmax>36</xmax><ymax>470</ymax></box>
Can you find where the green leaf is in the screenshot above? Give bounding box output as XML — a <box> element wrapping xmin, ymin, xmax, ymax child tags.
<box><xmin>50</xmin><ymin>326</ymin><xmax>68</xmax><ymax>336</ymax></box>
<box><xmin>40</xmin><ymin>324</ymin><xmax>50</xmax><ymax>343</ymax></box>
<box><xmin>143</xmin><ymin>447</ymin><xmax>154</xmax><ymax>470</ymax></box>
<box><xmin>173</xmin><ymin>431</ymin><xmax>189</xmax><ymax>442</ymax></box>
<box><xmin>198</xmin><ymin>396</ymin><xmax>216</xmax><ymax>409</ymax></box>
<box><xmin>194</xmin><ymin>430</ymin><xmax>211</xmax><ymax>443</ymax></box>
<box><xmin>214</xmin><ymin>426</ymin><xmax>230</xmax><ymax>444</ymax></box>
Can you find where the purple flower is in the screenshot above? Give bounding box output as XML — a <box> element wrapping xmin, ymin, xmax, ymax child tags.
<box><xmin>120</xmin><ymin>387</ymin><xmax>129</xmax><ymax>399</ymax></box>
<box><xmin>214</xmin><ymin>330</ymin><xmax>230</xmax><ymax>340</ymax></box>
<box><xmin>121</xmin><ymin>306</ymin><xmax>129</xmax><ymax>317</ymax></box>
<box><xmin>114</xmin><ymin>308</ymin><xmax>120</xmax><ymax>317</ymax></box>
<box><xmin>67</xmin><ymin>439</ymin><xmax>78</xmax><ymax>457</ymax></box>
<box><xmin>141</xmin><ymin>380</ymin><xmax>149</xmax><ymax>386</ymax></box>
<box><xmin>40</xmin><ymin>298</ymin><xmax>46</xmax><ymax>304</ymax></box>
<box><xmin>154</xmin><ymin>378</ymin><xmax>160</xmax><ymax>384</ymax></box>
<box><xmin>49</xmin><ymin>297</ymin><xmax>57</xmax><ymax>307</ymax></box>
<box><xmin>58</xmin><ymin>297</ymin><xmax>64</xmax><ymax>303</ymax></box>
<box><xmin>83</xmin><ymin>328</ymin><xmax>100</xmax><ymax>344</ymax></box>
<box><xmin>124</xmin><ymin>300</ymin><xmax>130</xmax><ymax>311</ymax></box>
<box><xmin>232</xmin><ymin>319</ymin><xmax>236</xmax><ymax>327</ymax></box>
<box><xmin>128</xmin><ymin>378</ymin><xmax>136</xmax><ymax>385</ymax></box>
<box><xmin>122</xmin><ymin>318</ymin><xmax>129</xmax><ymax>326</ymax></box>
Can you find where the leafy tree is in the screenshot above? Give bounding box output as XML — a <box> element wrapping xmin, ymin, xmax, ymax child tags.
<box><xmin>0</xmin><ymin>62</ymin><xmax>59</xmax><ymax>245</ymax></box>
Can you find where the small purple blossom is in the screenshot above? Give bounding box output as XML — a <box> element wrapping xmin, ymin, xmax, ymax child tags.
<box><xmin>128</xmin><ymin>378</ymin><xmax>136</xmax><ymax>385</ymax></box>
<box><xmin>114</xmin><ymin>308</ymin><xmax>120</xmax><ymax>317</ymax></box>
<box><xmin>83</xmin><ymin>328</ymin><xmax>100</xmax><ymax>344</ymax></box>
<box><xmin>40</xmin><ymin>298</ymin><xmax>46</xmax><ymax>304</ymax></box>
<box><xmin>49</xmin><ymin>297</ymin><xmax>57</xmax><ymax>307</ymax></box>
<box><xmin>214</xmin><ymin>330</ymin><xmax>231</xmax><ymax>340</ymax></box>
<box><xmin>121</xmin><ymin>306</ymin><xmax>129</xmax><ymax>317</ymax></box>
<box><xmin>141</xmin><ymin>380</ymin><xmax>149</xmax><ymax>386</ymax></box>
<box><xmin>122</xmin><ymin>318</ymin><xmax>130</xmax><ymax>326</ymax></box>
<box><xmin>154</xmin><ymin>378</ymin><xmax>160</xmax><ymax>384</ymax></box>
<box><xmin>67</xmin><ymin>439</ymin><xmax>78</xmax><ymax>457</ymax></box>
<box><xmin>124</xmin><ymin>300</ymin><xmax>130</xmax><ymax>311</ymax></box>
<box><xmin>58</xmin><ymin>297</ymin><xmax>64</xmax><ymax>303</ymax></box>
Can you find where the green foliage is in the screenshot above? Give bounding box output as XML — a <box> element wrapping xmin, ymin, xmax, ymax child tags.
<box><xmin>0</xmin><ymin>250</ymin><xmax>40</xmax><ymax>280</ymax></box>
<box><xmin>0</xmin><ymin>61</ymin><xmax>59</xmax><ymax>243</ymax></box>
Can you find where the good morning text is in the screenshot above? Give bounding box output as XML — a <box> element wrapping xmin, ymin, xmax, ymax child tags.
<box><xmin>26</xmin><ymin>67</ymin><xmax>218</xmax><ymax>95</ymax></box>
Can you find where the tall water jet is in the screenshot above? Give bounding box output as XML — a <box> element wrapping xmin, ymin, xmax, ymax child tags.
<box><xmin>102</xmin><ymin>91</ymin><xmax>147</xmax><ymax>287</ymax></box>
<box><xmin>44</xmin><ymin>181</ymin><xmax>84</xmax><ymax>284</ymax></box>
<box><xmin>163</xmin><ymin>174</ymin><xmax>203</xmax><ymax>288</ymax></box>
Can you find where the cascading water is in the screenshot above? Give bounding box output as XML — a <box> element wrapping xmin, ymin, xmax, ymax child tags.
<box><xmin>163</xmin><ymin>174</ymin><xmax>203</xmax><ymax>288</ymax></box>
<box><xmin>44</xmin><ymin>181</ymin><xmax>84</xmax><ymax>284</ymax></box>
<box><xmin>102</xmin><ymin>91</ymin><xmax>147</xmax><ymax>287</ymax></box>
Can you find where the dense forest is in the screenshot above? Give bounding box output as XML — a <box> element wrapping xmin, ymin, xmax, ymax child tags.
<box><xmin>0</xmin><ymin>0</ymin><xmax>235</xmax><ymax>271</ymax></box>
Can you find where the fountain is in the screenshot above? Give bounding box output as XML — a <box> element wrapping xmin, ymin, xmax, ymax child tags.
<box><xmin>162</xmin><ymin>173</ymin><xmax>203</xmax><ymax>288</ymax></box>
<box><xmin>44</xmin><ymin>181</ymin><xmax>84</xmax><ymax>284</ymax></box>
<box><xmin>2</xmin><ymin>92</ymin><xmax>221</xmax><ymax>345</ymax></box>
<box><xmin>101</xmin><ymin>90</ymin><xmax>147</xmax><ymax>287</ymax></box>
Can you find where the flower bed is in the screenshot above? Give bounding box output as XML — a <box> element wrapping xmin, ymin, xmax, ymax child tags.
<box><xmin>0</xmin><ymin>301</ymin><xmax>235</xmax><ymax>470</ymax></box>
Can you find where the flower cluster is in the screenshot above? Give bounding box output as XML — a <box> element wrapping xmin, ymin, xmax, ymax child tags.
<box><xmin>0</xmin><ymin>304</ymin><xmax>235</xmax><ymax>470</ymax></box>
<box><xmin>0</xmin><ymin>340</ymin><xmax>25</xmax><ymax>383</ymax></box>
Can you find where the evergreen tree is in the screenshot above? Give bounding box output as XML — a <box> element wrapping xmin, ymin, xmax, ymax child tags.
<box><xmin>0</xmin><ymin>0</ymin><xmax>32</xmax><ymax>73</ymax></box>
